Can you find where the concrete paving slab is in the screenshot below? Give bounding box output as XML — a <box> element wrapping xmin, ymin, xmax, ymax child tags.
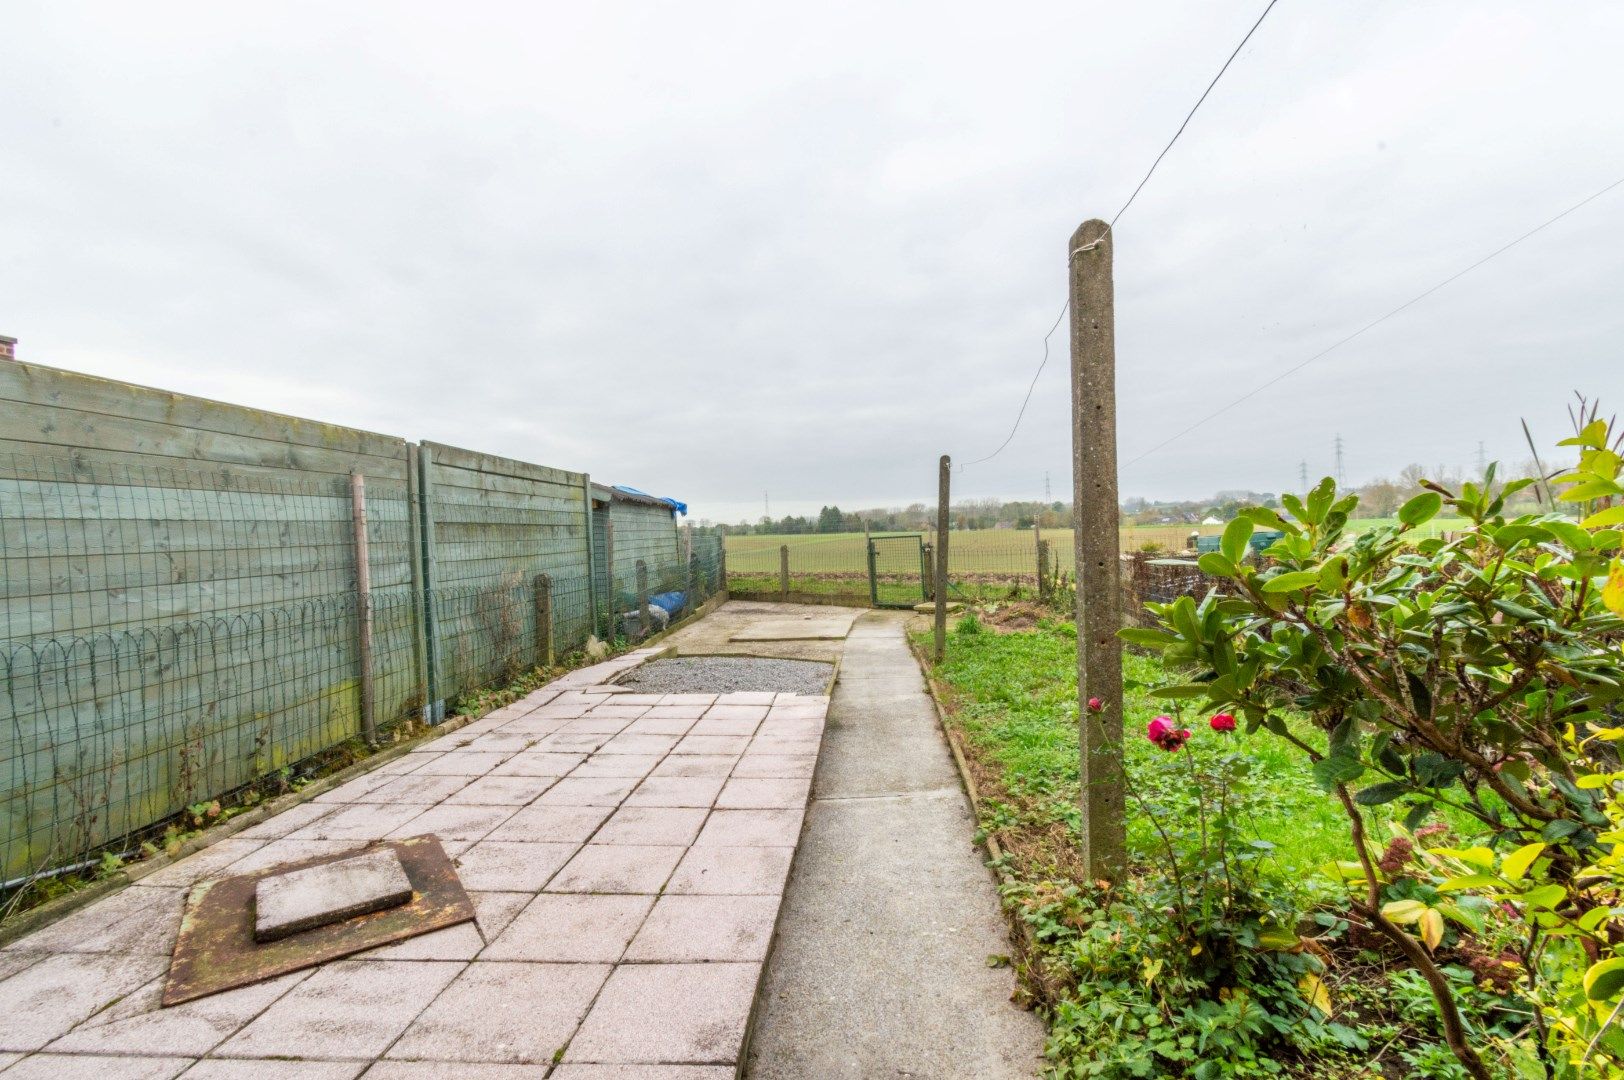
<box><xmin>648</xmin><ymin>755</ymin><xmax>736</xmax><ymax>778</ymax></box>
<box><xmin>730</xmin><ymin>754</ymin><xmax>817</xmax><ymax>779</ymax></box>
<box><xmin>0</xmin><ymin>952</ymin><xmax>169</xmax><ymax>1050</ymax></box>
<box><xmin>624</xmin><ymin>776</ymin><xmax>725</xmax><ymax>807</ymax></box>
<box><xmin>485</xmin><ymin>804</ymin><xmax>613</xmax><ymax>844</ymax></box>
<box><xmin>482</xmin><ymin>894</ymin><xmax>653</xmax><ymax>962</ymax></box>
<box><xmin>443</xmin><ymin>774</ymin><xmax>559</xmax><ymax>805</ymax></box>
<box><xmin>387</xmin><ymin>961</ymin><xmax>609</xmax><ymax>1064</ymax></box>
<box><xmin>716</xmin><ymin>777</ymin><xmax>812</xmax><ymax>809</ymax></box>
<box><xmin>536</xmin><ymin>776</ymin><xmax>640</xmax><ymax>806</ymax></box>
<box><xmin>45</xmin><ymin>970</ymin><xmax>308</xmax><ymax>1057</ymax></box>
<box><xmin>362</xmin><ymin>1064</ymin><xmax>545</xmax><ymax>1080</ymax></box>
<box><xmin>666</xmin><ymin>845</ymin><xmax>794</xmax><ymax>896</ymax></box>
<box><xmin>184</xmin><ymin>1060</ymin><xmax>365</xmax><ymax>1079</ymax></box>
<box><xmin>254</xmin><ymin>848</ymin><xmax>413</xmax><ymax>942</ymax></box>
<box><xmin>0</xmin><ymin>1055</ymin><xmax>193</xmax><ymax>1079</ymax></box>
<box><xmin>625</xmin><ymin>894</ymin><xmax>779</xmax><ymax>962</ymax></box>
<box><xmin>545</xmin><ymin>844</ymin><xmax>685</xmax><ymax>894</ymax></box>
<box><xmin>452</xmin><ymin>840</ymin><xmax>577</xmax><ymax>891</ymax></box>
<box><xmin>566</xmin><ymin>963</ymin><xmax>760</xmax><ymax>1064</ymax></box>
<box><xmin>594</xmin><ymin>806</ymin><xmax>709</xmax><ymax>846</ymax></box>
<box><xmin>215</xmin><ymin>959</ymin><xmax>463</xmax><ymax>1060</ymax></box>
<box><xmin>695</xmin><ymin>808</ymin><xmax>804</xmax><ymax>846</ymax></box>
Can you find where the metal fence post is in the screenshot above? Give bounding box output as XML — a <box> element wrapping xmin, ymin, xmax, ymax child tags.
<box><xmin>534</xmin><ymin>573</ymin><xmax>553</xmax><ymax>668</ymax></box>
<box><xmin>779</xmin><ymin>544</ymin><xmax>790</xmax><ymax>599</ymax></box>
<box><xmin>636</xmin><ymin>559</ymin><xmax>651</xmax><ymax>639</ymax></box>
<box><xmin>934</xmin><ymin>454</ymin><xmax>950</xmax><ymax>662</ymax></box>
<box><xmin>350</xmin><ymin>472</ymin><xmax>377</xmax><ymax>746</ymax></box>
<box><xmin>1070</xmin><ymin>216</ymin><xmax>1125</xmax><ymax>880</ymax></box>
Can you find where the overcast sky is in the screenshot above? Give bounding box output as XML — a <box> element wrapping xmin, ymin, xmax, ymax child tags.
<box><xmin>4</xmin><ymin>2</ymin><xmax>1621</xmax><ymax>524</ymax></box>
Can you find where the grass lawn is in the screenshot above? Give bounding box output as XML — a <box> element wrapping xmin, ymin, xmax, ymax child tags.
<box><xmin>921</xmin><ymin>615</ymin><xmax>1354</xmax><ymax>890</ymax></box>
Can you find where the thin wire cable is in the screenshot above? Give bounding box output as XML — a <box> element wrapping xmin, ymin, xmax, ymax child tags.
<box><xmin>960</xmin><ymin>0</ymin><xmax>1281</xmax><ymax>468</ymax></box>
<box><xmin>957</xmin><ymin>303</ymin><xmax>1070</xmax><ymax>468</ymax></box>
<box><xmin>1123</xmin><ymin>171</ymin><xmax>1624</xmax><ymax>467</ymax></box>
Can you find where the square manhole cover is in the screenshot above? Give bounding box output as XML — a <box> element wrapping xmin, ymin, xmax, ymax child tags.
<box><xmin>163</xmin><ymin>834</ymin><xmax>473</xmax><ymax>1006</ymax></box>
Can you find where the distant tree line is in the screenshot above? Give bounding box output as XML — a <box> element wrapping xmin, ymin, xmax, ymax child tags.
<box><xmin>713</xmin><ymin>459</ymin><xmax>1557</xmax><ymax>534</ymax></box>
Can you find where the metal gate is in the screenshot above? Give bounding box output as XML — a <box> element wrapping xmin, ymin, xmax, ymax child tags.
<box><xmin>867</xmin><ymin>534</ymin><xmax>929</xmax><ymax>608</ymax></box>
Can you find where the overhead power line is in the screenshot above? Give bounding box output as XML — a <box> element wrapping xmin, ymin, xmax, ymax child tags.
<box><xmin>1122</xmin><ymin>171</ymin><xmax>1624</xmax><ymax>468</ymax></box>
<box><xmin>959</xmin><ymin>0</ymin><xmax>1281</xmax><ymax>470</ymax></box>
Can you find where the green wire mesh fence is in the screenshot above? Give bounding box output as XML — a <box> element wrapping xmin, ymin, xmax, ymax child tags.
<box><xmin>0</xmin><ymin>449</ymin><xmax>709</xmax><ymax>886</ymax></box>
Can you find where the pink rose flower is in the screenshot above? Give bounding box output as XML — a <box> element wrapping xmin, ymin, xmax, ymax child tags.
<box><xmin>1146</xmin><ymin>716</ymin><xmax>1192</xmax><ymax>752</ymax></box>
<box><xmin>1087</xmin><ymin>697</ymin><xmax>1104</xmax><ymax>713</ymax></box>
<box><xmin>1209</xmin><ymin>713</ymin><xmax>1237</xmax><ymax>733</ymax></box>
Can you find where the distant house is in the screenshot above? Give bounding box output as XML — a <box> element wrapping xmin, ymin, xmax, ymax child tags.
<box><xmin>993</xmin><ymin>521</ymin><xmax>1014</xmax><ymax>530</ymax></box>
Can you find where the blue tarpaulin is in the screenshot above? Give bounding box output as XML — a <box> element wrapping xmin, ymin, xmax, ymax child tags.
<box><xmin>611</xmin><ymin>485</ymin><xmax>687</xmax><ymax>516</ymax></box>
<box><xmin>649</xmin><ymin>591</ymin><xmax>686</xmax><ymax>615</ymax></box>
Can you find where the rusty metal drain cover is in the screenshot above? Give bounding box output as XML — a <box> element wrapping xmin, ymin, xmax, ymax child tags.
<box><xmin>163</xmin><ymin>834</ymin><xmax>474</xmax><ymax>1006</ymax></box>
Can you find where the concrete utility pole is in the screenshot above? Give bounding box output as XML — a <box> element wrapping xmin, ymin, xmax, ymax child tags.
<box><xmin>934</xmin><ymin>454</ymin><xmax>951</xmax><ymax>662</ymax></box>
<box><xmin>1068</xmin><ymin>218</ymin><xmax>1125</xmax><ymax>881</ymax></box>
<box><xmin>349</xmin><ymin>472</ymin><xmax>377</xmax><ymax>746</ymax></box>
<box><xmin>1334</xmin><ymin>434</ymin><xmax>1346</xmax><ymax>492</ymax></box>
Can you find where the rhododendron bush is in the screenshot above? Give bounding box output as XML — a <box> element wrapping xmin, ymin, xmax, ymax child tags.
<box><xmin>1129</xmin><ymin>414</ymin><xmax>1624</xmax><ymax>1079</ymax></box>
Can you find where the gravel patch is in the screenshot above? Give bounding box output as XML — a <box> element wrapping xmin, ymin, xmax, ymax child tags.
<box><xmin>618</xmin><ymin>656</ymin><xmax>834</xmax><ymax>696</ymax></box>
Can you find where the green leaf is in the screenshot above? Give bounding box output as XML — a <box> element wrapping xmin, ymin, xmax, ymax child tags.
<box><xmin>1397</xmin><ymin>492</ymin><xmax>1443</xmax><ymax>527</ymax></box>
<box><xmin>1521</xmin><ymin>883</ymin><xmax>1565</xmax><ymax>910</ymax></box>
<box><xmin>1263</xmin><ymin>571</ymin><xmax>1321</xmax><ymax>594</ymax></box>
<box><xmin>1312</xmin><ymin>754</ymin><xmax>1365</xmax><ymax>792</ymax></box>
<box><xmin>1318</xmin><ymin>556</ymin><xmax>1348</xmax><ymax>592</ymax></box>
<box><xmin>1118</xmin><ymin>628</ymin><xmax>1178</xmax><ymax>647</ymax></box>
<box><xmin>1541</xmin><ymin>819</ymin><xmax>1584</xmax><ymax>842</ymax></box>
<box><xmin>1501</xmin><ymin>842</ymin><xmax>1545</xmax><ymax>883</ymax></box>
<box><xmin>1197</xmin><ymin>552</ymin><xmax>1237</xmax><ymax>578</ymax></box>
<box><xmin>1582</xmin><ymin>505</ymin><xmax>1624</xmax><ymax>529</ymax></box>
<box><xmin>1586</xmin><ymin>958</ymin><xmax>1624</xmax><ymax>1001</ymax></box>
<box><xmin>1353</xmin><ymin>782</ymin><xmax>1409</xmax><ymax>806</ymax></box>
<box><xmin>1149</xmin><ymin>684</ymin><xmax>1214</xmax><ymax>700</ymax></box>
<box><xmin>1220</xmin><ymin>517</ymin><xmax>1253</xmax><ymax>565</ymax></box>
<box><xmin>1560</xmin><ymin>419</ymin><xmax>1610</xmax><ymax>450</ymax></box>
<box><xmin>1381</xmin><ymin>899</ymin><xmax>1429</xmax><ymax>925</ymax></box>
<box><xmin>1435</xmin><ymin>873</ymin><xmax>1501</xmax><ymax>893</ymax></box>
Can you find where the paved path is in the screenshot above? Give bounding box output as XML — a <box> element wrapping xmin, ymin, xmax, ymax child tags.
<box><xmin>0</xmin><ymin>645</ymin><xmax>827</xmax><ymax>1079</ymax></box>
<box><xmin>745</xmin><ymin>611</ymin><xmax>1046</xmax><ymax>1079</ymax></box>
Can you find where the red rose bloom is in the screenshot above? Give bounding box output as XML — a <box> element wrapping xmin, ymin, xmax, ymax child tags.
<box><xmin>1146</xmin><ymin>716</ymin><xmax>1192</xmax><ymax>752</ymax></box>
<box><xmin>1209</xmin><ymin>713</ymin><xmax>1237</xmax><ymax>732</ymax></box>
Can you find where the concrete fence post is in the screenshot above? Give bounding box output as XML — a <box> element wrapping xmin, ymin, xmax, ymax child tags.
<box><xmin>934</xmin><ymin>453</ymin><xmax>950</xmax><ymax>662</ymax></box>
<box><xmin>534</xmin><ymin>573</ymin><xmax>553</xmax><ymax>668</ymax></box>
<box><xmin>718</xmin><ymin>525</ymin><xmax>728</xmax><ymax>594</ymax></box>
<box><xmin>349</xmin><ymin>471</ymin><xmax>377</xmax><ymax>747</ymax></box>
<box><xmin>1070</xmin><ymin>216</ymin><xmax>1125</xmax><ymax>880</ymax></box>
<box><xmin>636</xmin><ymin>559</ymin><xmax>651</xmax><ymax>640</ymax></box>
<box><xmin>1038</xmin><ymin>539</ymin><xmax>1051</xmax><ymax>601</ymax></box>
<box><xmin>779</xmin><ymin>545</ymin><xmax>790</xmax><ymax>599</ymax></box>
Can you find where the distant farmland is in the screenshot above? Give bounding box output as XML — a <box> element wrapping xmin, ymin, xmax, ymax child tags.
<box><xmin>724</xmin><ymin>518</ymin><xmax>1470</xmax><ymax>579</ymax></box>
